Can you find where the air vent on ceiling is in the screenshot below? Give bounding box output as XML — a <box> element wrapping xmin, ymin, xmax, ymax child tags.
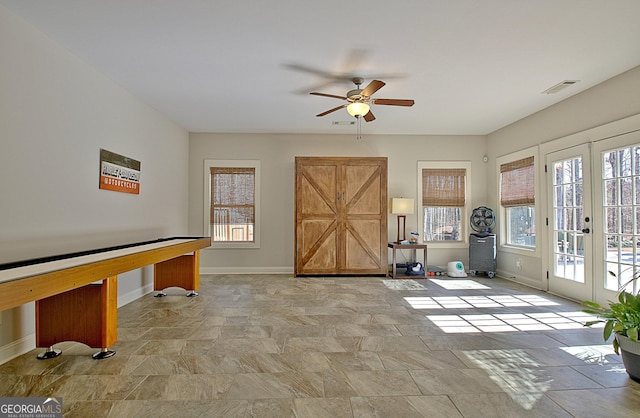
<box><xmin>542</xmin><ymin>80</ymin><xmax>580</xmax><ymax>94</ymax></box>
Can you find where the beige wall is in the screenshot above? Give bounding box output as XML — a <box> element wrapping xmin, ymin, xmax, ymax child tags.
<box><xmin>189</xmin><ymin>133</ymin><xmax>488</xmax><ymax>272</ymax></box>
<box><xmin>487</xmin><ymin>66</ymin><xmax>640</xmax><ymax>289</ymax></box>
<box><xmin>0</xmin><ymin>6</ymin><xmax>189</xmax><ymax>360</ymax></box>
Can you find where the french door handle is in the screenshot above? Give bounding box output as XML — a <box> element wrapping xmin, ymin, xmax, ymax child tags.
<box><xmin>582</xmin><ymin>228</ymin><xmax>590</xmax><ymax>234</ymax></box>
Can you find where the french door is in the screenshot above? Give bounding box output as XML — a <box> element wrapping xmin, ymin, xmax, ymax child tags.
<box><xmin>546</xmin><ymin>131</ymin><xmax>640</xmax><ymax>305</ymax></box>
<box><xmin>546</xmin><ymin>144</ymin><xmax>593</xmax><ymax>302</ymax></box>
<box><xmin>591</xmin><ymin>131</ymin><xmax>640</xmax><ymax>305</ymax></box>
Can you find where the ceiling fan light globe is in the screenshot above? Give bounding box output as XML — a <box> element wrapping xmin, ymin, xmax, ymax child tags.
<box><xmin>347</xmin><ymin>102</ymin><xmax>370</xmax><ymax>117</ymax></box>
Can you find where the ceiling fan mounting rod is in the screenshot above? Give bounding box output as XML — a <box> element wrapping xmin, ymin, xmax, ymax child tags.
<box><xmin>348</xmin><ymin>77</ymin><xmax>366</xmax><ymax>102</ymax></box>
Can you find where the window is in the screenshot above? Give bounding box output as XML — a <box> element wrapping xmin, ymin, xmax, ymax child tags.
<box><xmin>418</xmin><ymin>162</ymin><xmax>470</xmax><ymax>245</ymax></box>
<box><xmin>204</xmin><ymin>160</ymin><xmax>260</xmax><ymax>248</ymax></box>
<box><xmin>500</xmin><ymin>156</ymin><xmax>535</xmax><ymax>248</ymax></box>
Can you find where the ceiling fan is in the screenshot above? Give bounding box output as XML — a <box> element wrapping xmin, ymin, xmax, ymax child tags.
<box><xmin>310</xmin><ymin>77</ymin><xmax>415</xmax><ymax>122</ymax></box>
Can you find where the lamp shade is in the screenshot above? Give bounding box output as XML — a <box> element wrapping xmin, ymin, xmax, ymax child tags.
<box><xmin>347</xmin><ymin>102</ymin><xmax>370</xmax><ymax>117</ymax></box>
<box><xmin>391</xmin><ymin>198</ymin><xmax>414</xmax><ymax>215</ymax></box>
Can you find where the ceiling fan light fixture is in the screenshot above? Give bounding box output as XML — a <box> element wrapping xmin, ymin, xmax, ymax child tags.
<box><xmin>347</xmin><ymin>102</ymin><xmax>370</xmax><ymax>117</ymax></box>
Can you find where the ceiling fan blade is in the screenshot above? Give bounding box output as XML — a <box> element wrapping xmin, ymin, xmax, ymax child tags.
<box><xmin>310</xmin><ymin>92</ymin><xmax>348</xmax><ymax>100</ymax></box>
<box><xmin>284</xmin><ymin>49</ymin><xmax>370</xmax><ymax>82</ymax></box>
<box><xmin>372</xmin><ymin>98</ymin><xmax>415</xmax><ymax>106</ymax></box>
<box><xmin>283</xmin><ymin>63</ymin><xmax>345</xmax><ymax>79</ymax></box>
<box><xmin>316</xmin><ymin>104</ymin><xmax>347</xmax><ymax>117</ymax></box>
<box><xmin>361</xmin><ymin>80</ymin><xmax>385</xmax><ymax>97</ymax></box>
<box><xmin>294</xmin><ymin>80</ymin><xmax>341</xmax><ymax>95</ymax></box>
<box><xmin>363</xmin><ymin>110</ymin><xmax>376</xmax><ymax>122</ymax></box>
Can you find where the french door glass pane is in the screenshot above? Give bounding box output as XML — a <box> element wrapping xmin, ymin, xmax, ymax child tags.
<box><xmin>622</xmin><ymin>207</ymin><xmax>633</xmax><ymax>234</ymax></box>
<box><xmin>606</xmin><ymin>208</ymin><xmax>618</xmax><ymax>233</ymax></box>
<box><xmin>604</xmin><ymin>179</ymin><xmax>616</xmax><ymax>204</ymax></box>
<box><xmin>621</xmin><ymin>178</ymin><xmax>633</xmax><ymax>205</ymax></box>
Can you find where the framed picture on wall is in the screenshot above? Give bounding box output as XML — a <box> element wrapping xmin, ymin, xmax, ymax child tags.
<box><xmin>99</xmin><ymin>149</ymin><xmax>141</xmax><ymax>195</ymax></box>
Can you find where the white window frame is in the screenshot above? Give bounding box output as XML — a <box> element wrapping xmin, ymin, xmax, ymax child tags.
<box><xmin>417</xmin><ymin>161</ymin><xmax>471</xmax><ymax>248</ymax></box>
<box><xmin>203</xmin><ymin>159</ymin><xmax>261</xmax><ymax>249</ymax></box>
<box><xmin>496</xmin><ymin>147</ymin><xmax>540</xmax><ymax>257</ymax></box>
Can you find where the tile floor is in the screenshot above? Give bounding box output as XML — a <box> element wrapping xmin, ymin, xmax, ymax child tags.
<box><xmin>1</xmin><ymin>274</ymin><xmax>640</xmax><ymax>417</ymax></box>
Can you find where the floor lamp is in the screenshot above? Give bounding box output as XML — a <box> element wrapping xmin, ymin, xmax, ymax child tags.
<box><xmin>391</xmin><ymin>198</ymin><xmax>414</xmax><ymax>243</ymax></box>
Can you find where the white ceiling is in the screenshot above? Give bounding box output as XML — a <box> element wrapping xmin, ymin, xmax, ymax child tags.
<box><xmin>2</xmin><ymin>0</ymin><xmax>640</xmax><ymax>135</ymax></box>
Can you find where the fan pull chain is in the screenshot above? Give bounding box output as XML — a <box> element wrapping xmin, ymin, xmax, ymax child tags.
<box><xmin>356</xmin><ymin>116</ymin><xmax>362</xmax><ymax>141</ymax></box>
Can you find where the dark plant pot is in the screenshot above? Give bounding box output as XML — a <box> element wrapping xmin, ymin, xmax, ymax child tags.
<box><xmin>615</xmin><ymin>334</ymin><xmax>640</xmax><ymax>383</ymax></box>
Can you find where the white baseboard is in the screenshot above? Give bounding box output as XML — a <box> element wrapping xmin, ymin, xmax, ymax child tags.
<box><xmin>118</xmin><ymin>283</ymin><xmax>154</xmax><ymax>307</ymax></box>
<box><xmin>495</xmin><ymin>270</ymin><xmax>546</xmax><ymax>291</ymax></box>
<box><xmin>201</xmin><ymin>266</ymin><xmax>293</xmax><ymax>275</ymax></box>
<box><xmin>0</xmin><ymin>333</ymin><xmax>35</xmax><ymax>365</ymax></box>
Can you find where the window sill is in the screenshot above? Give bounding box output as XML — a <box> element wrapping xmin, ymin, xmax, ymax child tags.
<box><xmin>424</xmin><ymin>241</ymin><xmax>468</xmax><ymax>249</ymax></box>
<box><xmin>208</xmin><ymin>242</ymin><xmax>260</xmax><ymax>249</ymax></box>
<box><xmin>499</xmin><ymin>244</ymin><xmax>537</xmax><ymax>256</ymax></box>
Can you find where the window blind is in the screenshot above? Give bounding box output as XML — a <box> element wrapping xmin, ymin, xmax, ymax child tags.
<box><xmin>210</xmin><ymin>167</ymin><xmax>255</xmax><ymax>228</ymax></box>
<box><xmin>421</xmin><ymin>168</ymin><xmax>466</xmax><ymax>207</ymax></box>
<box><xmin>500</xmin><ymin>156</ymin><xmax>535</xmax><ymax>207</ymax></box>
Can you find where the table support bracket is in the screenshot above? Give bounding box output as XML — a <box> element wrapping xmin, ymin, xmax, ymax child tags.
<box><xmin>37</xmin><ymin>346</ymin><xmax>62</xmax><ymax>360</ymax></box>
<box><xmin>92</xmin><ymin>348</ymin><xmax>116</xmax><ymax>360</ymax></box>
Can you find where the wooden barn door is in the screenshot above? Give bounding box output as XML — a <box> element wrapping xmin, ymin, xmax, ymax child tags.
<box><xmin>295</xmin><ymin>157</ymin><xmax>387</xmax><ymax>276</ymax></box>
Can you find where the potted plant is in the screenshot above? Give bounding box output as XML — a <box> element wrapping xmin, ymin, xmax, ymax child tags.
<box><xmin>583</xmin><ymin>272</ymin><xmax>640</xmax><ymax>382</ymax></box>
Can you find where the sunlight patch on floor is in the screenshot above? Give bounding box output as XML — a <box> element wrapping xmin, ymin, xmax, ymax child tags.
<box><xmin>405</xmin><ymin>294</ymin><xmax>560</xmax><ymax>310</ymax></box>
<box><xmin>382</xmin><ymin>279</ymin><xmax>426</xmax><ymax>290</ymax></box>
<box><xmin>559</xmin><ymin>344</ymin><xmax>618</xmax><ymax>365</ymax></box>
<box><xmin>462</xmin><ymin>349</ymin><xmax>551</xmax><ymax>410</ymax></box>
<box><xmin>425</xmin><ymin>311</ymin><xmax>599</xmax><ymax>333</ymax></box>
<box><xmin>429</xmin><ymin>279</ymin><xmax>490</xmax><ymax>290</ymax></box>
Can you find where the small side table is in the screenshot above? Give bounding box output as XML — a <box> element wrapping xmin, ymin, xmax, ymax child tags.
<box><xmin>388</xmin><ymin>242</ymin><xmax>428</xmax><ymax>279</ymax></box>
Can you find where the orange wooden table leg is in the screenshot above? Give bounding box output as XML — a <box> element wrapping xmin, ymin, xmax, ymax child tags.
<box><xmin>36</xmin><ymin>276</ymin><xmax>118</xmax><ymax>359</ymax></box>
<box><xmin>154</xmin><ymin>251</ymin><xmax>200</xmax><ymax>297</ymax></box>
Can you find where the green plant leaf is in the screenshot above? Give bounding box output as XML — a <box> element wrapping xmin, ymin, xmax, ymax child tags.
<box><xmin>582</xmin><ymin>301</ymin><xmax>604</xmax><ymax>310</ymax></box>
<box><xmin>604</xmin><ymin>320</ymin><xmax>614</xmax><ymax>341</ymax></box>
